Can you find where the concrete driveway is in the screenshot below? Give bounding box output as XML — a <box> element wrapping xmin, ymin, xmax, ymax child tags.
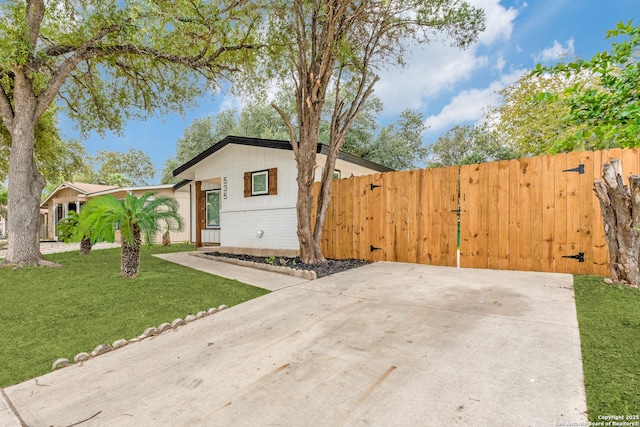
<box><xmin>1</xmin><ymin>262</ymin><xmax>587</xmax><ymax>426</ymax></box>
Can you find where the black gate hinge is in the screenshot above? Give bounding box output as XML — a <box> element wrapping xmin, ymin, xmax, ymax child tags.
<box><xmin>370</xmin><ymin>245</ymin><xmax>382</xmax><ymax>252</ymax></box>
<box><xmin>562</xmin><ymin>164</ymin><xmax>585</xmax><ymax>174</ymax></box>
<box><xmin>562</xmin><ymin>252</ymin><xmax>585</xmax><ymax>262</ymax></box>
<box><xmin>370</xmin><ymin>183</ymin><xmax>382</xmax><ymax>190</ymax></box>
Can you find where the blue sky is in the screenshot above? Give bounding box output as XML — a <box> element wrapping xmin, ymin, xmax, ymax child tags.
<box><xmin>58</xmin><ymin>0</ymin><xmax>639</xmax><ymax>183</ymax></box>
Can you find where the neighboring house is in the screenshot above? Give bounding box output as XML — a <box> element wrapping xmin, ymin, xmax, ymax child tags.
<box><xmin>172</xmin><ymin>135</ymin><xmax>393</xmax><ymax>251</ymax></box>
<box><xmin>41</xmin><ymin>182</ymin><xmax>190</xmax><ymax>243</ymax></box>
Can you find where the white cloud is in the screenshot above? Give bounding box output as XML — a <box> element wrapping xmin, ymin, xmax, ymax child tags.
<box><xmin>469</xmin><ymin>0</ymin><xmax>519</xmax><ymax>45</ymax></box>
<box><xmin>494</xmin><ymin>54</ymin><xmax>506</xmax><ymax>73</ymax></box>
<box><xmin>534</xmin><ymin>39</ymin><xmax>575</xmax><ymax>63</ymax></box>
<box><xmin>375</xmin><ymin>0</ymin><xmax>519</xmax><ymax>118</ymax></box>
<box><xmin>375</xmin><ymin>45</ymin><xmax>488</xmax><ymax>115</ymax></box>
<box><xmin>423</xmin><ymin>69</ymin><xmax>527</xmax><ymax>133</ymax></box>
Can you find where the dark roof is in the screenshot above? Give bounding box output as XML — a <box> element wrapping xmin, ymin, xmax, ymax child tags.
<box><xmin>172</xmin><ymin>135</ymin><xmax>394</xmax><ymax>177</ymax></box>
<box><xmin>172</xmin><ymin>179</ymin><xmax>192</xmax><ymax>191</ymax></box>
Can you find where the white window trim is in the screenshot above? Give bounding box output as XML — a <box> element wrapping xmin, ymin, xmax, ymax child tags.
<box><xmin>251</xmin><ymin>170</ymin><xmax>269</xmax><ymax>196</ymax></box>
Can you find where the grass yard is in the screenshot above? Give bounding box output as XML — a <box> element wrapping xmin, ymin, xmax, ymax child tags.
<box><xmin>0</xmin><ymin>244</ymin><xmax>269</xmax><ymax>388</ymax></box>
<box><xmin>574</xmin><ymin>275</ymin><xmax>640</xmax><ymax>419</ymax></box>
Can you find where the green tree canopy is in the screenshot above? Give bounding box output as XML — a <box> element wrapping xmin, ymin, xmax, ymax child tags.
<box><xmin>0</xmin><ymin>0</ymin><xmax>261</xmax><ymax>266</ymax></box>
<box><xmin>486</xmin><ymin>72</ymin><xmax>600</xmax><ymax>156</ymax></box>
<box><xmin>1</xmin><ymin>107</ymin><xmax>90</xmax><ymax>183</ymax></box>
<box><xmin>355</xmin><ymin>109</ymin><xmax>428</xmax><ymax>170</ymax></box>
<box><xmin>427</xmin><ymin>124</ymin><xmax>519</xmax><ymax>167</ymax></box>
<box><xmin>93</xmin><ymin>149</ymin><xmax>155</xmax><ymax>186</ymax></box>
<box><xmin>534</xmin><ymin>20</ymin><xmax>640</xmax><ymax>150</ymax></box>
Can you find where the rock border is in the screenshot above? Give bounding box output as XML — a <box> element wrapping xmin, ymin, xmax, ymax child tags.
<box><xmin>191</xmin><ymin>252</ymin><xmax>317</xmax><ymax>280</ymax></box>
<box><xmin>51</xmin><ymin>304</ymin><xmax>228</xmax><ymax>371</ymax></box>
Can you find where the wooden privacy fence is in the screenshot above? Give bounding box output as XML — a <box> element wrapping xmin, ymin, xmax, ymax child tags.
<box><xmin>313</xmin><ymin>148</ymin><xmax>640</xmax><ymax>276</ymax></box>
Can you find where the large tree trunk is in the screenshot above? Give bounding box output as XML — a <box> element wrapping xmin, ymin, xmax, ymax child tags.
<box><xmin>593</xmin><ymin>159</ymin><xmax>640</xmax><ymax>288</ymax></box>
<box><xmin>3</xmin><ymin>75</ymin><xmax>46</xmax><ymax>267</ymax></box>
<box><xmin>313</xmin><ymin>137</ymin><xmax>342</xmax><ymax>245</ymax></box>
<box><xmin>296</xmin><ymin>119</ymin><xmax>325</xmax><ymax>265</ymax></box>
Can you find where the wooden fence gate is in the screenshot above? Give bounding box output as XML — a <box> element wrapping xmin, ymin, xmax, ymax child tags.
<box><xmin>315</xmin><ymin>148</ymin><xmax>640</xmax><ymax>276</ymax></box>
<box><xmin>316</xmin><ymin>168</ymin><xmax>459</xmax><ymax>266</ymax></box>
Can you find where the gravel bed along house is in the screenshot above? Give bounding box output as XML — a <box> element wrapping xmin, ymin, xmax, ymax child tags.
<box><xmin>205</xmin><ymin>252</ymin><xmax>370</xmax><ymax>278</ymax></box>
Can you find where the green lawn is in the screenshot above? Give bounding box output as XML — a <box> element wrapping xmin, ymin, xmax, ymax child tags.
<box><xmin>0</xmin><ymin>244</ymin><xmax>269</xmax><ymax>388</ymax></box>
<box><xmin>574</xmin><ymin>275</ymin><xmax>640</xmax><ymax>419</ymax></box>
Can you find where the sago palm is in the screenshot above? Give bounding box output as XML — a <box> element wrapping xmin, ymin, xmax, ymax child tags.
<box><xmin>56</xmin><ymin>210</ymin><xmax>92</xmax><ymax>255</ymax></box>
<box><xmin>81</xmin><ymin>192</ymin><xmax>184</xmax><ymax>278</ymax></box>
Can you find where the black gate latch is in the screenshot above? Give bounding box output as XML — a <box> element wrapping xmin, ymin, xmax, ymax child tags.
<box><xmin>370</xmin><ymin>245</ymin><xmax>382</xmax><ymax>252</ymax></box>
<box><xmin>562</xmin><ymin>252</ymin><xmax>585</xmax><ymax>262</ymax></box>
<box><xmin>370</xmin><ymin>183</ymin><xmax>382</xmax><ymax>190</ymax></box>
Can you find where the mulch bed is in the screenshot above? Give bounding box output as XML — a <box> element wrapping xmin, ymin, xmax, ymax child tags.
<box><xmin>205</xmin><ymin>252</ymin><xmax>370</xmax><ymax>278</ymax></box>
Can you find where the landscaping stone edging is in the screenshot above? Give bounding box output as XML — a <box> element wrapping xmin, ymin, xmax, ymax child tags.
<box><xmin>51</xmin><ymin>304</ymin><xmax>228</xmax><ymax>371</ymax></box>
<box><xmin>191</xmin><ymin>252</ymin><xmax>317</xmax><ymax>280</ymax></box>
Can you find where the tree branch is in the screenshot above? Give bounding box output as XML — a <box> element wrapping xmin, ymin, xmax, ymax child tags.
<box><xmin>0</xmin><ymin>84</ymin><xmax>14</xmax><ymax>131</ymax></box>
<box><xmin>26</xmin><ymin>0</ymin><xmax>45</xmax><ymax>48</ymax></box>
<box><xmin>271</xmin><ymin>102</ymin><xmax>299</xmax><ymax>158</ymax></box>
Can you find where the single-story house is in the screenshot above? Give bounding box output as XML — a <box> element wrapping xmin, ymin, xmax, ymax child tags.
<box><xmin>41</xmin><ymin>182</ymin><xmax>190</xmax><ymax>243</ymax></box>
<box><xmin>172</xmin><ymin>135</ymin><xmax>393</xmax><ymax>252</ymax></box>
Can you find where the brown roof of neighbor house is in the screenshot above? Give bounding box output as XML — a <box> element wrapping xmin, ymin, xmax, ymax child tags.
<box><xmin>64</xmin><ymin>182</ymin><xmax>119</xmax><ymax>194</ymax></box>
<box><xmin>40</xmin><ymin>182</ymin><xmax>120</xmax><ymax>207</ymax></box>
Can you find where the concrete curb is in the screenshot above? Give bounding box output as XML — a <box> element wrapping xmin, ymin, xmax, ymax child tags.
<box><xmin>0</xmin><ymin>389</ymin><xmax>23</xmax><ymax>427</ymax></box>
<box><xmin>191</xmin><ymin>252</ymin><xmax>317</xmax><ymax>280</ymax></box>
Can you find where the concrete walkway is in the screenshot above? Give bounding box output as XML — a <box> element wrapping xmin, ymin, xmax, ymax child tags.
<box><xmin>154</xmin><ymin>252</ymin><xmax>308</xmax><ymax>291</ymax></box>
<box><xmin>0</xmin><ymin>261</ymin><xmax>587</xmax><ymax>426</ymax></box>
<box><xmin>0</xmin><ymin>241</ymin><xmax>120</xmax><ymax>259</ymax></box>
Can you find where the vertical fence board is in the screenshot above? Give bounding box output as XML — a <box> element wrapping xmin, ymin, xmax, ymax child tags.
<box><xmin>518</xmin><ymin>158</ymin><xmax>532</xmax><ymax>271</ymax></box>
<box><xmin>365</xmin><ymin>174</ymin><xmax>381</xmax><ymax>262</ymax></box>
<box><xmin>407</xmin><ymin>170</ymin><xmax>419</xmax><ymax>264</ymax></box>
<box><xmin>565</xmin><ymin>151</ymin><xmax>582</xmax><ymax>274</ymax></box>
<box><xmin>508</xmin><ymin>160</ymin><xmax>520</xmax><ymax>270</ymax></box>
<box><xmin>419</xmin><ymin>169</ymin><xmax>432</xmax><ymax>264</ymax></box>
<box><xmin>478</xmin><ymin>163</ymin><xmax>490</xmax><ymax>269</ymax></box>
<box><xmin>385</xmin><ymin>173</ymin><xmax>395</xmax><ymax>261</ymax></box>
<box><xmin>553</xmin><ymin>153</ymin><xmax>568</xmax><ymax>272</ymax></box>
<box><xmin>445</xmin><ymin>165</ymin><xmax>459</xmax><ymax>267</ymax></box>
<box><xmin>401</xmin><ymin>171</ymin><xmax>414</xmax><ymax>263</ymax></box>
<box><xmin>497</xmin><ymin>161</ymin><xmax>511</xmax><ymax>270</ymax></box>
<box><xmin>459</xmin><ymin>165</ymin><xmax>471</xmax><ymax>268</ymax></box>
<box><xmin>591</xmin><ymin>150</ymin><xmax>609</xmax><ymax>276</ymax></box>
<box><xmin>433</xmin><ymin>168</ymin><xmax>446</xmax><ymax>265</ymax></box>
<box><xmin>487</xmin><ymin>162</ymin><xmax>500</xmax><ymax>269</ymax></box>
<box><xmin>541</xmin><ymin>155</ymin><xmax>556</xmax><ymax>272</ymax></box>
<box><xmin>622</xmin><ymin>148</ymin><xmax>640</xmax><ymax>176</ymax></box>
<box><xmin>331</xmin><ymin>179</ymin><xmax>342</xmax><ymax>259</ymax></box>
<box><xmin>460</xmin><ymin>165</ymin><xmax>480</xmax><ymax>268</ymax></box>
<box><xmin>579</xmin><ymin>151</ymin><xmax>595</xmax><ymax>275</ymax></box>
<box><xmin>416</xmin><ymin>169</ymin><xmax>426</xmax><ymax>264</ymax></box>
<box><xmin>339</xmin><ymin>177</ymin><xmax>352</xmax><ymax>260</ymax></box>
<box><xmin>350</xmin><ymin>176</ymin><xmax>361</xmax><ymax>260</ymax></box>
<box><xmin>529</xmin><ymin>156</ymin><xmax>544</xmax><ymax>272</ymax></box>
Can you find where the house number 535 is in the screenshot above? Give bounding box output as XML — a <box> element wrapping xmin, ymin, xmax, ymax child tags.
<box><xmin>223</xmin><ymin>177</ymin><xmax>228</xmax><ymax>200</ymax></box>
